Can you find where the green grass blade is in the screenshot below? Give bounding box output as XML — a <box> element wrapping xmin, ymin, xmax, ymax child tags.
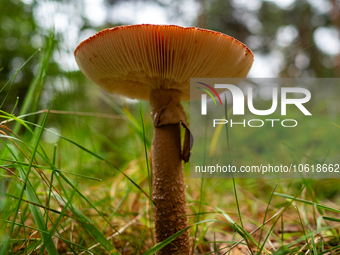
<box><xmin>55</xmin><ymin>194</ymin><xmax>121</xmax><ymax>255</ymax></box>
<box><xmin>194</xmin><ymin>115</ymin><xmax>209</xmax><ymax>248</ymax></box>
<box><xmin>16</xmin><ymin>34</ymin><xmax>54</xmax><ymax>120</ymax></box>
<box><xmin>295</xmin><ymin>205</ymin><xmax>312</xmax><ymax>252</ymax></box>
<box><xmin>1</xmin><ymin>159</ymin><xmax>102</xmax><ymax>181</ymax></box>
<box><xmin>274</xmin><ymin>192</ymin><xmax>340</xmax><ymax>213</ymax></box>
<box><xmin>143</xmin><ymin>220</ymin><xmax>234</xmax><ymax>255</ymax></box>
<box><xmin>1</xmin><ymin>98</ymin><xmax>56</xmax><ymax>255</ymax></box>
<box><xmin>21</xmin><ymin>181</ymin><xmax>58</xmax><ymax>254</ymax></box>
<box><xmin>0</xmin><ymin>49</ymin><xmax>40</xmax><ymax>109</ymax></box>
<box><xmin>0</xmin><ymin>192</ymin><xmax>73</xmax><ymax>219</ymax></box>
<box><xmin>323</xmin><ymin>216</ymin><xmax>340</xmax><ymax>223</ymax></box>
<box><xmin>99</xmin><ymin>94</ymin><xmax>151</xmax><ymax>147</ymax></box>
<box><xmin>257</xmin><ymin>185</ymin><xmax>277</xmax><ymax>254</ymax></box>
<box><xmin>271</xmin><ymin>245</ymin><xmax>292</xmax><ymax>255</ymax></box>
<box><xmin>139</xmin><ymin>103</ymin><xmax>154</xmax><ymax>244</ymax></box>
<box><xmin>196</xmin><ymin>224</ymin><xmax>212</xmax><ymax>248</ymax></box>
<box><xmin>103</xmin><ymin>184</ymin><xmax>132</xmax><ymax>231</ymax></box>
<box><xmin>2</xmin><ymin>220</ymin><xmax>100</xmax><ymax>254</ymax></box>
<box><xmin>231</xmin><ymin>177</ymin><xmax>254</xmax><ymax>254</ymax></box>
<box><xmin>257</xmin><ymin>187</ymin><xmax>306</xmax><ymax>255</ymax></box>
<box><xmin>216</xmin><ymin>207</ymin><xmax>235</xmax><ymax>224</ymax></box>
<box><xmin>0</xmin><ymin>110</ymin><xmax>34</xmax><ymax>134</ymax></box>
<box><xmin>135</xmin><ymin>228</ymin><xmax>147</xmax><ymax>255</ymax></box>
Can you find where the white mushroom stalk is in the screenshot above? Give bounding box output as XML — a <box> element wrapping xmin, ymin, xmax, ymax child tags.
<box><xmin>74</xmin><ymin>24</ymin><xmax>254</xmax><ymax>255</ymax></box>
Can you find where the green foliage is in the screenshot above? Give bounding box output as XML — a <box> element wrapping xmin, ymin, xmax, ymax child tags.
<box><xmin>1</xmin><ymin>0</ymin><xmax>340</xmax><ymax>254</ymax></box>
<box><xmin>0</xmin><ymin>0</ymin><xmax>39</xmax><ymax>111</ymax></box>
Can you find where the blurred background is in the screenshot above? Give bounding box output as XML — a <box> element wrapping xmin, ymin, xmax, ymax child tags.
<box><xmin>1</xmin><ymin>0</ymin><xmax>340</xmax><ymax>113</ymax></box>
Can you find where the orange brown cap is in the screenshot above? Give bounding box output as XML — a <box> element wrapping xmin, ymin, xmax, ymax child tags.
<box><xmin>74</xmin><ymin>24</ymin><xmax>254</xmax><ymax>101</ymax></box>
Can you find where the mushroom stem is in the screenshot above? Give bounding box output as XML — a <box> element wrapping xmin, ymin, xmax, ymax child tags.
<box><xmin>150</xmin><ymin>89</ymin><xmax>190</xmax><ymax>254</ymax></box>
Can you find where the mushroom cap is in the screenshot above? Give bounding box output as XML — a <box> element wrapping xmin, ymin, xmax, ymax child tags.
<box><xmin>74</xmin><ymin>24</ymin><xmax>254</xmax><ymax>101</ymax></box>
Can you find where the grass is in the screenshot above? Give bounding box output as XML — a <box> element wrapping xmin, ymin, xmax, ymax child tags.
<box><xmin>1</xmin><ymin>33</ymin><xmax>340</xmax><ymax>255</ymax></box>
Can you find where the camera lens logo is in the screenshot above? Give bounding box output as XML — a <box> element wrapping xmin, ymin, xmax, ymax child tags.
<box><xmin>196</xmin><ymin>82</ymin><xmax>222</xmax><ymax>115</ymax></box>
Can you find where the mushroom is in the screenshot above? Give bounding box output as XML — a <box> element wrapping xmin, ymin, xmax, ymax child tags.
<box><xmin>74</xmin><ymin>24</ymin><xmax>253</xmax><ymax>254</ymax></box>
